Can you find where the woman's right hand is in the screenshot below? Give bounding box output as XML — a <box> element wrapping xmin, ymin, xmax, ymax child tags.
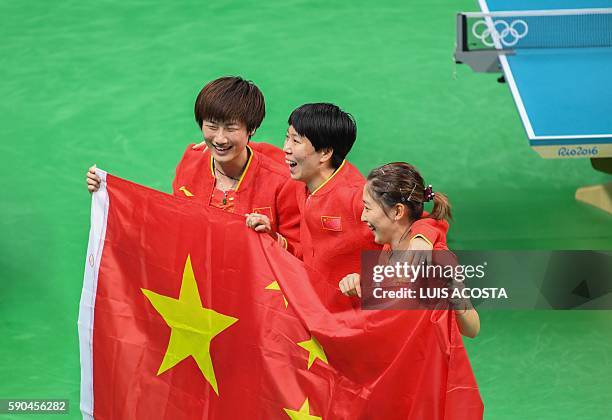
<box><xmin>86</xmin><ymin>164</ymin><xmax>101</xmax><ymax>193</ymax></box>
<box><xmin>339</xmin><ymin>273</ymin><xmax>361</xmax><ymax>298</ymax></box>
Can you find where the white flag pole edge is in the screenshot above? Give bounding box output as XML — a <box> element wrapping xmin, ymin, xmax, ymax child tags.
<box><xmin>77</xmin><ymin>168</ymin><xmax>109</xmax><ymax>420</ymax></box>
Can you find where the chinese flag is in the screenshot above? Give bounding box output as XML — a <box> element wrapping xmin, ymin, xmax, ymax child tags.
<box><xmin>78</xmin><ymin>171</ymin><xmax>483</xmax><ymax>419</ymax></box>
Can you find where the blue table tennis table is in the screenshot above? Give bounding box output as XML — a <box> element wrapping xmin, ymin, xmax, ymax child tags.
<box><xmin>455</xmin><ymin>0</ymin><xmax>612</xmax><ymax>212</ymax></box>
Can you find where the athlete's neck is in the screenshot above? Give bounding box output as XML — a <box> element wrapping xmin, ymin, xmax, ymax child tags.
<box><xmin>215</xmin><ymin>147</ymin><xmax>249</xmax><ymax>180</ymax></box>
<box><xmin>307</xmin><ymin>165</ymin><xmax>337</xmax><ymax>194</ymax></box>
<box><xmin>390</xmin><ymin>220</ymin><xmax>414</xmax><ymax>251</ymax></box>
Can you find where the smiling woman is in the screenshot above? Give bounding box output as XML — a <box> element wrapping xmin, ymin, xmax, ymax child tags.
<box><xmin>284</xmin><ymin>103</ymin><xmax>357</xmax><ymax>193</ymax></box>
<box><xmin>194</xmin><ymin>77</ymin><xmax>264</xmax><ymax>181</ymax></box>
<box><xmin>168</xmin><ymin>76</ymin><xmax>304</xmax><ymax>255</ymax></box>
<box><xmin>340</xmin><ymin>161</ymin><xmax>480</xmax><ymax>338</ymax></box>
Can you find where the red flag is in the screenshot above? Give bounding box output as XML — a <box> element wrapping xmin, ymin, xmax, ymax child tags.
<box><xmin>79</xmin><ymin>171</ymin><xmax>483</xmax><ymax>419</ymax></box>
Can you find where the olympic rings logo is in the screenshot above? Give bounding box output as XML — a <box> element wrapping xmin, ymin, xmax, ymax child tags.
<box><xmin>472</xmin><ymin>19</ymin><xmax>529</xmax><ymax>47</ymax></box>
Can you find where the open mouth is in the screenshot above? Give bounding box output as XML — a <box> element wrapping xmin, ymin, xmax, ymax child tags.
<box><xmin>366</xmin><ymin>223</ymin><xmax>376</xmax><ymax>232</ymax></box>
<box><xmin>212</xmin><ymin>144</ymin><xmax>232</xmax><ymax>152</ymax></box>
<box><xmin>285</xmin><ymin>159</ymin><xmax>298</xmax><ymax>168</ymax></box>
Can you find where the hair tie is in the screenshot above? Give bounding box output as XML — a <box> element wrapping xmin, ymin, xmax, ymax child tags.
<box><xmin>424</xmin><ymin>185</ymin><xmax>435</xmax><ymax>202</ymax></box>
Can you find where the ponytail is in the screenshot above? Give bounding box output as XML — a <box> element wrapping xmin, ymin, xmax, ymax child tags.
<box><xmin>429</xmin><ymin>191</ymin><xmax>452</xmax><ymax>221</ymax></box>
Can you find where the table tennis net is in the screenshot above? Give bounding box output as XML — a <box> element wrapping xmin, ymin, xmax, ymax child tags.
<box><xmin>461</xmin><ymin>8</ymin><xmax>612</xmax><ymax>50</ymax></box>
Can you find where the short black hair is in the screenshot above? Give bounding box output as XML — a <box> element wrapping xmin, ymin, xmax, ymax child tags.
<box><xmin>194</xmin><ymin>76</ymin><xmax>265</xmax><ymax>133</ymax></box>
<box><xmin>288</xmin><ymin>103</ymin><xmax>357</xmax><ymax>169</ymax></box>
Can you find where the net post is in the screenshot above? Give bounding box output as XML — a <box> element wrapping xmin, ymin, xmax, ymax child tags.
<box><xmin>455</xmin><ymin>13</ymin><xmax>468</xmax><ymax>56</ymax></box>
<box><xmin>454</xmin><ymin>11</ymin><xmax>512</xmax><ymax>73</ymax></box>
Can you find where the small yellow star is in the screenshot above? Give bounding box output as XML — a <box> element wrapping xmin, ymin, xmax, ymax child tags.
<box><xmin>142</xmin><ymin>255</ymin><xmax>238</xmax><ymax>395</ymax></box>
<box><xmin>284</xmin><ymin>398</ymin><xmax>322</xmax><ymax>420</ymax></box>
<box><xmin>297</xmin><ymin>336</ymin><xmax>328</xmax><ymax>369</ymax></box>
<box><xmin>265</xmin><ymin>281</ymin><xmax>288</xmax><ymax>307</ymax></box>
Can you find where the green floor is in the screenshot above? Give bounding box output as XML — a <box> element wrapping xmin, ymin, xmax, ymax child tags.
<box><xmin>1</xmin><ymin>1</ymin><xmax>611</xmax><ymax>418</ymax></box>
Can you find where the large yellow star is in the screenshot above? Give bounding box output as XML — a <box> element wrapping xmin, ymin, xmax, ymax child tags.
<box><xmin>141</xmin><ymin>255</ymin><xmax>238</xmax><ymax>395</ymax></box>
<box><xmin>297</xmin><ymin>336</ymin><xmax>328</xmax><ymax>369</ymax></box>
<box><xmin>265</xmin><ymin>280</ymin><xmax>288</xmax><ymax>308</ymax></box>
<box><xmin>284</xmin><ymin>398</ymin><xmax>322</xmax><ymax>420</ymax></box>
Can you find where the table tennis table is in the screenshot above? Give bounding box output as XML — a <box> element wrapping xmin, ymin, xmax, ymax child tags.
<box><xmin>455</xmin><ymin>0</ymin><xmax>612</xmax><ymax>213</ymax></box>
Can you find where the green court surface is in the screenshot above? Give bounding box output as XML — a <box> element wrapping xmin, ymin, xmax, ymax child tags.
<box><xmin>1</xmin><ymin>1</ymin><xmax>611</xmax><ymax>418</ymax></box>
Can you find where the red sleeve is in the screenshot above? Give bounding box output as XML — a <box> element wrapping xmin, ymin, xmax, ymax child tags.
<box><xmin>410</xmin><ymin>213</ymin><xmax>449</xmax><ymax>247</ymax></box>
<box><xmin>171</xmin><ymin>144</ymin><xmax>194</xmax><ymax>197</ymax></box>
<box><xmin>275</xmin><ymin>179</ymin><xmax>303</xmax><ymax>259</ymax></box>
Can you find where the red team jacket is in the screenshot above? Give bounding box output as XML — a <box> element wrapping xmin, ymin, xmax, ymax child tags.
<box><xmin>172</xmin><ymin>144</ymin><xmax>302</xmax><ymax>255</ymax></box>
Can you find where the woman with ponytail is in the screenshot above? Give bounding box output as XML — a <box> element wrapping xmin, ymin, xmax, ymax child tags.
<box><xmin>338</xmin><ymin>162</ymin><xmax>480</xmax><ymax>338</ymax></box>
